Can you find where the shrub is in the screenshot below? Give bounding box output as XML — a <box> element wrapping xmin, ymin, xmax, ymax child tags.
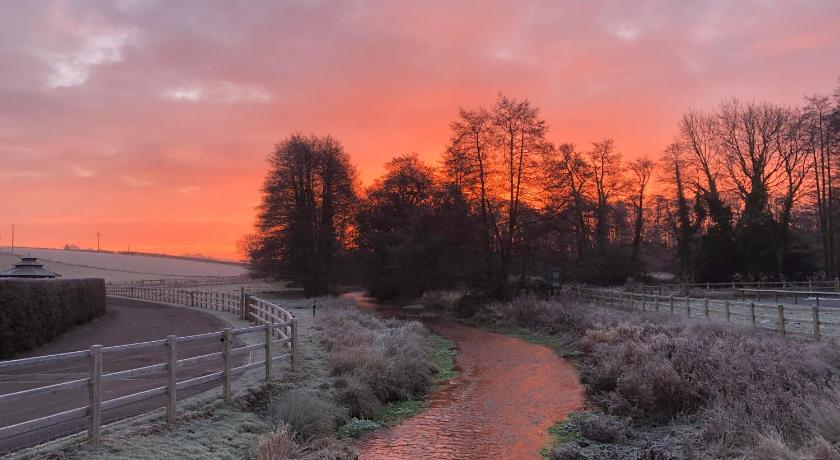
<box><xmin>488</xmin><ymin>294</ymin><xmax>840</xmax><ymax>456</ymax></box>
<box><xmin>334</xmin><ymin>375</ymin><xmax>381</xmax><ymax>418</ymax></box>
<box><xmin>579</xmin><ymin>413</ymin><xmax>630</xmax><ymax>443</ymax></box>
<box><xmin>259</xmin><ymin>423</ymin><xmax>302</xmax><ymax>460</ymax></box>
<box><xmin>268</xmin><ymin>389</ymin><xmax>342</xmax><ymax>440</ymax></box>
<box><xmin>0</xmin><ymin>278</ymin><xmax>106</xmax><ymax>358</ymax></box>
<box><xmin>549</xmin><ymin>443</ymin><xmax>585</xmax><ymax>460</ymax></box>
<box><xmin>420</xmin><ymin>290</ymin><xmax>463</xmax><ymax>310</ymax></box>
<box><xmin>258</xmin><ymin>422</ymin><xmax>357</xmax><ymax>460</ymax></box>
<box><xmin>314</xmin><ymin>306</ymin><xmax>434</xmax><ymax>417</ymax></box>
<box><xmin>488</xmin><ymin>293</ymin><xmax>591</xmax><ymax>338</ymax></box>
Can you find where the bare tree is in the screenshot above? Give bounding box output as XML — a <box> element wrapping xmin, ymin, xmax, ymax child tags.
<box><xmin>804</xmin><ymin>95</ymin><xmax>836</xmax><ymax>274</ymax></box>
<box><xmin>628</xmin><ymin>157</ymin><xmax>655</xmax><ymax>259</ymax></box>
<box><xmin>588</xmin><ymin>139</ymin><xmax>625</xmax><ymax>249</ymax></box>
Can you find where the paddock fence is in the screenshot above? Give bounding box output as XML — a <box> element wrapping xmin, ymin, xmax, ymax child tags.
<box><xmin>0</xmin><ymin>287</ymin><xmax>297</xmax><ymax>454</ymax></box>
<box><xmin>107</xmin><ymin>275</ymin><xmax>249</xmax><ymax>289</ymax></box>
<box><xmin>629</xmin><ymin>278</ymin><xmax>840</xmax><ymax>294</ymax></box>
<box><xmin>579</xmin><ymin>287</ymin><xmax>840</xmax><ymax>341</ymax></box>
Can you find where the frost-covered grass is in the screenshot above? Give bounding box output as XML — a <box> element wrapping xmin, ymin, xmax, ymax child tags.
<box><xmin>13</xmin><ymin>292</ymin><xmax>452</xmax><ymax>460</ymax></box>
<box><xmin>488</xmin><ymin>293</ymin><xmax>840</xmax><ymax>458</ymax></box>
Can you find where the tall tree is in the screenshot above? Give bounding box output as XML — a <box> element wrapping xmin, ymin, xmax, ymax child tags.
<box><xmin>805</xmin><ymin>95</ymin><xmax>836</xmax><ymax>274</ymax></box>
<box><xmin>443</xmin><ymin>94</ymin><xmax>549</xmax><ymax>297</ymax></box>
<box><xmin>717</xmin><ymin>99</ymin><xmax>786</xmax><ymax>276</ymax></box>
<box><xmin>661</xmin><ymin>142</ymin><xmax>696</xmax><ymax>281</ymax></box>
<box><xmin>628</xmin><ymin>157</ymin><xmax>655</xmax><ymax>260</ymax></box>
<box><xmin>491</xmin><ymin>95</ymin><xmax>551</xmax><ymax>293</ymax></box>
<box><xmin>247</xmin><ymin>134</ymin><xmax>357</xmax><ymax>296</ymax></box>
<box><xmin>588</xmin><ymin>139</ymin><xmax>625</xmax><ymax>250</ymax></box>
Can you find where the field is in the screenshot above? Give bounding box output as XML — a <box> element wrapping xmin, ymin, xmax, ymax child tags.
<box><xmin>0</xmin><ymin>249</ymin><xmax>247</xmax><ymax>279</ymax></box>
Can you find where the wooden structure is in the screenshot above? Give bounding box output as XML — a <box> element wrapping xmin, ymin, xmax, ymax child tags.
<box><xmin>0</xmin><ymin>286</ymin><xmax>297</xmax><ymax>452</ymax></box>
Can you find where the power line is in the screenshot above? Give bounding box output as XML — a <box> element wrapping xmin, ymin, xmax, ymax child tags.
<box><xmin>96</xmin><ymin>232</ymin><xmax>101</xmax><ymax>252</ymax></box>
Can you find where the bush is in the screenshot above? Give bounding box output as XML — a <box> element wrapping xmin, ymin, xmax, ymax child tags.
<box><xmin>334</xmin><ymin>375</ymin><xmax>381</xmax><ymax>418</ymax></box>
<box><xmin>420</xmin><ymin>290</ymin><xmax>463</xmax><ymax>310</ymax></box>
<box><xmin>488</xmin><ymin>294</ymin><xmax>840</xmax><ymax>456</ymax></box>
<box><xmin>488</xmin><ymin>293</ymin><xmax>591</xmax><ymax>338</ymax></box>
<box><xmin>268</xmin><ymin>389</ymin><xmax>342</xmax><ymax>440</ymax></box>
<box><xmin>258</xmin><ymin>422</ymin><xmax>357</xmax><ymax>460</ymax></box>
<box><xmin>314</xmin><ymin>306</ymin><xmax>434</xmax><ymax>417</ymax></box>
<box><xmin>579</xmin><ymin>413</ymin><xmax>630</xmax><ymax>443</ymax></box>
<box><xmin>259</xmin><ymin>423</ymin><xmax>302</xmax><ymax>460</ymax></box>
<box><xmin>0</xmin><ymin>278</ymin><xmax>106</xmax><ymax>358</ymax></box>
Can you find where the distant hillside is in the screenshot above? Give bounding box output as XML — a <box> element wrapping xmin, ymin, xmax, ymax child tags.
<box><xmin>3</xmin><ymin>248</ymin><xmax>248</xmax><ymax>277</ymax></box>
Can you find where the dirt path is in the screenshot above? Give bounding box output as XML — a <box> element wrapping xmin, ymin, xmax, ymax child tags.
<box><xmin>0</xmin><ymin>297</ymin><xmax>239</xmax><ymax>453</ymax></box>
<box><xmin>346</xmin><ymin>294</ymin><xmax>585</xmax><ymax>459</ymax></box>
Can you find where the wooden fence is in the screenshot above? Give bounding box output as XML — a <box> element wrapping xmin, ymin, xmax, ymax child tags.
<box><xmin>0</xmin><ymin>287</ymin><xmax>297</xmax><ymax>452</ymax></box>
<box><xmin>108</xmin><ymin>275</ymin><xmax>249</xmax><ymax>289</ymax></box>
<box><xmin>631</xmin><ymin>278</ymin><xmax>840</xmax><ymax>294</ymax></box>
<box><xmin>580</xmin><ymin>287</ymin><xmax>840</xmax><ymax>341</ymax></box>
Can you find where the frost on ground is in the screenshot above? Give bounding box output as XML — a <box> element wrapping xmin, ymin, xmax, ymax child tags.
<box><xmin>11</xmin><ymin>292</ymin><xmax>439</xmax><ymax>460</ymax></box>
<box><xmin>12</xmin><ymin>289</ymin><xmax>329</xmax><ymax>460</ymax></box>
<box><xmin>485</xmin><ymin>293</ymin><xmax>840</xmax><ymax>459</ymax></box>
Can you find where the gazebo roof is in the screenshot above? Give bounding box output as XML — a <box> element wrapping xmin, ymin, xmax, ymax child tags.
<box><xmin>0</xmin><ymin>255</ymin><xmax>61</xmax><ymax>278</ymax></box>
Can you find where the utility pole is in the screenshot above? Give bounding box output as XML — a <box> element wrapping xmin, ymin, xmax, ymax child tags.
<box><xmin>9</xmin><ymin>224</ymin><xmax>14</xmax><ymax>255</ymax></box>
<box><xmin>96</xmin><ymin>232</ymin><xmax>101</xmax><ymax>252</ymax></box>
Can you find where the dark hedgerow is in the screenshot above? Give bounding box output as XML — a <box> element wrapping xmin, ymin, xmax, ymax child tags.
<box><xmin>0</xmin><ymin>278</ymin><xmax>106</xmax><ymax>358</ymax></box>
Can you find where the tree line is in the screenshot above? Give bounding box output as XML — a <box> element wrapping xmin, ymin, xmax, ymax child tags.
<box><xmin>244</xmin><ymin>80</ymin><xmax>840</xmax><ymax>299</ymax></box>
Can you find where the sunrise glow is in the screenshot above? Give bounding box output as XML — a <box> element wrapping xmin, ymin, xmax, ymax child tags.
<box><xmin>2</xmin><ymin>1</ymin><xmax>839</xmax><ymax>259</ymax></box>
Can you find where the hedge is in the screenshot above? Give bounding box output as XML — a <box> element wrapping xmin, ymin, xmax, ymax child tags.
<box><xmin>0</xmin><ymin>278</ymin><xmax>106</xmax><ymax>359</ymax></box>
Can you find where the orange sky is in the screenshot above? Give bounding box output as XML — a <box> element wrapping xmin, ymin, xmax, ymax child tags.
<box><xmin>2</xmin><ymin>1</ymin><xmax>839</xmax><ymax>260</ymax></box>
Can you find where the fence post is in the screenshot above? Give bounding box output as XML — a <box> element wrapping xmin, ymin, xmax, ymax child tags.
<box><xmin>813</xmin><ymin>306</ymin><xmax>821</xmax><ymax>342</ymax></box>
<box><xmin>88</xmin><ymin>345</ymin><xmax>102</xmax><ymax>446</ymax></box>
<box><xmin>222</xmin><ymin>328</ymin><xmax>232</xmax><ymax>402</ymax></box>
<box><xmin>809</xmin><ymin>279</ymin><xmax>813</xmax><ymax>290</ymax></box>
<box><xmin>704</xmin><ymin>298</ymin><xmax>709</xmax><ymax>319</ymax></box>
<box><xmin>686</xmin><ymin>297</ymin><xmax>691</xmax><ymax>317</ymax></box>
<box><xmin>669</xmin><ymin>295</ymin><xmax>674</xmax><ymax>314</ymax></box>
<box><xmin>654</xmin><ymin>294</ymin><xmax>659</xmax><ymax>312</ymax></box>
<box><xmin>190</xmin><ymin>291</ymin><xmax>195</xmax><ymax>307</ymax></box>
<box><xmin>291</xmin><ymin>317</ymin><xmax>299</xmax><ymax>373</ymax></box>
<box><xmin>240</xmin><ymin>287</ymin><xmax>245</xmax><ymax>319</ymax></box>
<box><xmin>750</xmin><ymin>302</ymin><xmax>756</xmax><ymax>328</ymax></box>
<box><xmin>725</xmin><ymin>300</ymin><xmax>731</xmax><ymax>322</ymax></box>
<box><xmin>265</xmin><ymin>324</ymin><xmax>273</xmax><ymax>381</ymax></box>
<box><xmin>835</xmin><ymin>277</ymin><xmax>839</xmax><ymax>291</ymax></box>
<box><xmin>778</xmin><ymin>305</ymin><xmax>786</xmax><ymax>337</ymax></box>
<box><xmin>166</xmin><ymin>335</ymin><xmax>177</xmax><ymax>425</ymax></box>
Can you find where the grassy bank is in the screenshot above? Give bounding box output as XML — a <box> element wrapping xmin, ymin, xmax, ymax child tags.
<box><xmin>477</xmin><ymin>293</ymin><xmax>840</xmax><ymax>459</ymax></box>
<box><xmin>254</xmin><ymin>296</ymin><xmax>458</xmax><ymax>458</ymax></box>
<box><xmin>14</xmin><ymin>293</ymin><xmax>454</xmax><ymax>460</ymax></box>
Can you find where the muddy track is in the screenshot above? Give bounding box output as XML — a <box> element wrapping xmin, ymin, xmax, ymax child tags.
<box><xmin>345</xmin><ymin>293</ymin><xmax>584</xmax><ymax>459</ymax></box>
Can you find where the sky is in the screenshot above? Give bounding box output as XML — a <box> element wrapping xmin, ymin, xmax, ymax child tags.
<box><xmin>1</xmin><ymin>0</ymin><xmax>839</xmax><ymax>260</ymax></box>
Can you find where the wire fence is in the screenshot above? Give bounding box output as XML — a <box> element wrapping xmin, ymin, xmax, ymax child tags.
<box><xmin>580</xmin><ymin>287</ymin><xmax>840</xmax><ymax>341</ymax></box>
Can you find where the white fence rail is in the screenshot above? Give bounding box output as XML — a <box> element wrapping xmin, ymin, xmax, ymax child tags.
<box><xmin>0</xmin><ymin>287</ymin><xmax>297</xmax><ymax>453</ymax></box>
<box><xmin>580</xmin><ymin>287</ymin><xmax>840</xmax><ymax>341</ymax></box>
